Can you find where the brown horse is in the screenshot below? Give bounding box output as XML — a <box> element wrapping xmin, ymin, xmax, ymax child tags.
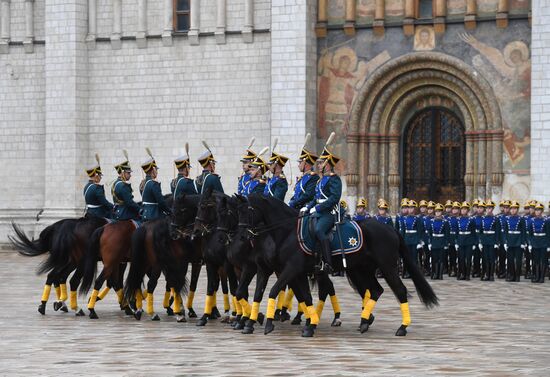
<box><xmin>79</xmin><ymin>220</ymin><xmax>137</xmax><ymax>318</ymax></box>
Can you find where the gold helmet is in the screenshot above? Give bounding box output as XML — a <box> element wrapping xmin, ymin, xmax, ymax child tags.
<box><xmin>427</xmin><ymin>201</ymin><xmax>436</xmax><ymax>209</ymax></box>
<box><xmin>198</xmin><ymin>141</ymin><xmax>216</xmax><ymax>168</ymax></box>
<box><xmin>419</xmin><ymin>200</ymin><xmax>428</xmax><ymax>208</ymax></box>
<box><xmin>452</xmin><ymin>201</ymin><xmax>461</xmax><ymax>209</ymax></box>
<box><xmin>444</xmin><ymin>200</ymin><xmax>453</xmax><ymax>208</ymax></box>
<box><xmin>357</xmin><ymin>198</ymin><xmax>367</xmax><ymax>208</ymax></box>
<box><xmin>461</xmin><ymin>201</ymin><xmax>471</xmax><ymax>209</ymax></box>
<box><xmin>472</xmin><ymin>199</ymin><xmax>479</xmax><ymax>206</ymax></box>
<box><xmin>477</xmin><ymin>200</ymin><xmax>486</xmax><ymax>208</ymax></box>
<box><xmin>241</xmin><ymin>137</ymin><xmax>257</xmax><ymax>162</ymax></box>
<box><xmin>319</xmin><ymin>132</ymin><xmax>340</xmax><ymax>167</ymax></box>
<box><xmin>435</xmin><ymin>203</ymin><xmax>444</xmax><ymax>211</ymax></box>
<box><xmin>340</xmin><ymin>199</ymin><xmax>348</xmax><ymax>210</ymax></box>
<box><xmin>174</xmin><ymin>143</ymin><xmax>191</xmax><ymax>170</ymax></box>
<box><xmin>485</xmin><ymin>199</ymin><xmax>496</xmax><ymax>208</ymax></box>
<box><xmin>115</xmin><ymin>150</ymin><xmax>132</xmax><ymax>174</ymax></box>
<box><xmin>378</xmin><ymin>199</ymin><xmax>389</xmax><ymax>209</ymax></box>
<box><xmin>409</xmin><ymin>200</ymin><xmax>418</xmax><ymax>208</ymax></box>
<box><xmin>535</xmin><ymin>202</ymin><xmax>545</xmax><ymax>210</ymax></box>
<box><xmin>509</xmin><ymin>200</ymin><xmax>520</xmax><ymax>209</ymax></box>
<box><xmin>400</xmin><ymin>198</ymin><xmax>409</xmax><ymax>208</ymax></box>
<box><xmin>141</xmin><ymin>147</ymin><xmax>158</xmax><ymax>174</ymax></box>
<box><xmin>86</xmin><ymin>153</ymin><xmax>102</xmax><ymax>177</ymax></box>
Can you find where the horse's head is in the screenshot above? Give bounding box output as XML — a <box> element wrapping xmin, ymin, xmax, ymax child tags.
<box><xmin>215</xmin><ymin>195</ymin><xmax>238</xmax><ymax>245</ymax></box>
<box><xmin>236</xmin><ymin>194</ymin><xmax>265</xmax><ymax>241</ymax></box>
<box><xmin>170</xmin><ymin>194</ymin><xmax>198</xmax><ymax>239</ymax></box>
<box><xmin>193</xmin><ymin>187</ymin><xmax>217</xmax><ymax>238</ymax></box>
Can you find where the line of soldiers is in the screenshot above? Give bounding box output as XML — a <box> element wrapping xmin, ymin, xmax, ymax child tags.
<box><xmin>347</xmin><ymin>198</ymin><xmax>549</xmax><ymax>283</ymax></box>
<box><xmin>82</xmin><ymin>134</ymin><xmax>344</xmax><ymax>273</ymax></box>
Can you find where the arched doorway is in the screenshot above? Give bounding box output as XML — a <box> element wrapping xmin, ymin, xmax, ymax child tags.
<box><xmin>402</xmin><ymin>108</ymin><xmax>465</xmax><ymax>202</ymax></box>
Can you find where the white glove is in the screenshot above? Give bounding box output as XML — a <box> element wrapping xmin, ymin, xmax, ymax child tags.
<box><xmin>444</xmin><ymin>246</ymin><xmax>448</xmax><ymax>250</ymax></box>
<box><xmin>504</xmin><ymin>244</ymin><xmax>508</xmax><ymax>251</ymax></box>
<box><xmin>472</xmin><ymin>246</ymin><xmax>476</xmax><ymax>250</ymax></box>
<box><xmin>521</xmin><ymin>244</ymin><xmax>526</xmax><ymax>249</ymax></box>
<box><xmin>478</xmin><ymin>243</ymin><xmax>483</xmax><ymax>250</ymax></box>
<box><xmin>455</xmin><ymin>244</ymin><xmax>459</xmax><ymax>250</ymax></box>
<box><xmin>428</xmin><ymin>244</ymin><xmax>432</xmax><ymax>251</ymax></box>
<box><xmin>494</xmin><ymin>244</ymin><xmax>500</xmax><ymax>249</ymax></box>
<box><xmin>309</xmin><ymin>207</ymin><xmax>317</xmax><ymax>214</ymax></box>
<box><xmin>528</xmin><ymin>245</ymin><xmax>532</xmax><ymax>252</ymax></box>
<box><xmin>416</xmin><ymin>244</ymin><xmax>423</xmax><ymax>250</ymax></box>
<box><xmin>299</xmin><ymin>207</ymin><xmax>308</xmax><ymax>214</ymax></box>
<box><xmin>547</xmin><ymin>247</ymin><xmax>550</xmax><ymax>252</ymax></box>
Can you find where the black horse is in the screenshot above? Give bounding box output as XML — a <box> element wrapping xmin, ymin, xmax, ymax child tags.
<box><xmin>240</xmin><ymin>194</ymin><xmax>439</xmax><ymax>337</ymax></box>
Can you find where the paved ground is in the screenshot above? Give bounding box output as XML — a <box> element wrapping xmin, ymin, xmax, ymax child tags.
<box><xmin>1</xmin><ymin>252</ymin><xmax>549</xmax><ymax>376</ymax></box>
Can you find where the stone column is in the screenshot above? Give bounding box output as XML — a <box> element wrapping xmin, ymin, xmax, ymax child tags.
<box><xmin>403</xmin><ymin>0</ymin><xmax>415</xmax><ymax>36</ymax></box>
<box><xmin>346</xmin><ymin>134</ymin><xmax>361</xmax><ymax>208</ymax></box>
<box><xmin>464</xmin><ymin>135</ymin><xmax>475</xmax><ymax>200</ymax></box>
<box><xmin>387</xmin><ymin>136</ymin><xmax>400</xmax><ymax>213</ymax></box>
<box><xmin>23</xmin><ymin>0</ymin><xmax>34</xmax><ymax>53</ymax></box>
<box><xmin>43</xmin><ymin>0</ymin><xmax>89</xmax><ymax>221</ymax></box>
<box><xmin>86</xmin><ymin>0</ymin><xmax>97</xmax><ymax>48</ymax></box>
<box><xmin>344</xmin><ymin>0</ymin><xmax>355</xmax><ymax>35</ymax></box>
<box><xmin>136</xmin><ymin>0</ymin><xmax>147</xmax><ymax>48</ymax></box>
<box><xmin>434</xmin><ymin>0</ymin><xmax>446</xmax><ymax>34</ymax></box>
<box><xmin>162</xmin><ymin>0</ymin><xmax>173</xmax><ymax>46</ymax></box>
<box><xmin>215</xmin><ymin>0</ymin><xmax>226</xmax><ymax>44</ymax></box>
<box><xmin>189</xmin><ymin>0</ymin><xmax>200</xmax><ymax>45</ymax></box>
<box><xmin>477</xmin><ymin>137</ymin><xmax>486</xmax><ymax>199</ymax></box>
<box><xmin>465</xmin><ymin>0</ymin><xmax>476</xmax><ymax>29</ymax></box>
<box><xmin>491</xmin><ymin>132</ymin><xmax>504</xmax><ymax>199</ymax></box>
<box><xmin>0</xmin><ymin>0</ymin><xmax>11</xmax><ymax>54</ymax></box>
<box><xmin>316</xmin><ymin>0</ymin><xmax>327</xmax><ymax>37</ymax></box>
<box><xmin>243</xmin><ymin>0</ymin><xmax>254</xmax><ymax>43</ymax></box>
<box><xmin>111</xmin><ymin>0</ymin><xmax>122</xmax><ymax>49</ymax></box>
<box><xmin>367</xmin><ymin>139</ymin><xmax>379</xmax><ymax>209</ymax></box>
<box><xmin>497</xmin><ymin>0</ymin><xmax>509</xmax><ymax>28</ymax></box>
<box><xmin>374</xmin><ymin>0</ymin><xmax>385</xmax><ymax>37</ymax></box>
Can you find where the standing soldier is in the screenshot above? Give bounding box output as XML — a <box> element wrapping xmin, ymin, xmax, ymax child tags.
<box><xmin>398</xmin><ymin>200</ymin><xmax>424</xmax><ymax>278</ymax></box>
<box><xmin>418</xmin><ymin>200</ymin><xmax>428</xmax><ymax>217</ymax></box>
<box><xmin>139</xmin><ymin>148</ymin><xmax>171</xmax><ymax>222</ymax></box>
<box><xmin>395</xmin><ymin>198</ymin><xmax>409</xmax><ymax>233</ymax></box>
<box><xmin>84</xmin><ymin>154</ymin><xmax>114</xmax><ymax>219</ymax></box>
<box><xmin>522</xmin><ymin>201</ymin><xmax>534</xmax><ymax>280</ymax></box>
<box><xmin>171</xmin><ymin>143</ymin><xmax>198</xmax><ymax>199</ymax></box>
<box><xmin>238</xmin><ymin>138</ymin><xmax>256</xmax><ymax>195</ymax></box>
<box><xmin>243</xmin><ymin>150</ymin><xmax>268</xmax><ymax>197</ymax></box>
<box><xmin>444</xmin><ymin>200</ymin><xmax>453</xmax><ymax>217</ymax></box>
<box><xmin>422</xmin><ymin>201</ymin><xmax>436</xmax><ymax>276</ymax></box>
<box><xmin>447</xmin><ymin>201</ymin><xmax>461</xmax><ymax>277</ymax></box>
<box><xmin>472</xmin><ymin>200</ymin><xmax>486</xmax><ymax>278</ymax></box>
<box><xmin>503</xmin><ymin>200</ymin><xmax>527</xmax><ymax>282</ymax></box>
<box><xmin>195</xmin><ymin>141</ymin><xmax>224</xmax><ymax>194</ymax></box>
<box><xmin>353</xmin><ymin>198</ymin><xmax>370</xmax><ymax>222</ymax></box>
<box><xmin>527</xmin><ymin>203</ymin><xmax>549</xmax><ymax>283</ymax></box>
<box><xmin>427</xmin><ymin>203</ymin><xmax>451</xmax><ymax>280</ymax></box>
<box><xmin>289</xmin><ymin>134</ymin><xmax>319</xmax><ymax>210</ymax></box>
<box><xmin>112</xmin><ymin>150</ymin><xmax>141</xmax><ymax>221</ymax></box>
<box><xmin>456</xmin><ymin>202</ymin><xmax>476</xmax><ymax>280</ymax></box>
<box><xmin>496</xmin><ymin>200</ymin><xmax>511</xmax><ymax>278</ymax></box>
<box><xmin>265</xmin><ymin>141</ymin><xmax>289</xmax><ymax>201</ymax></box>
<box><xmin>478</xmin><ymin>200</ymin><xmax>500</xmax><ymax>281</ymax></box>
<box><xmin>374</xmin><ymin>199</ymin><xmax>393</xmax><ymax>227</ymax></box>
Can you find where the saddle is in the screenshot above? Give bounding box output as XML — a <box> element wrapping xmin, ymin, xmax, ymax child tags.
<box><xmin>297</xmin><ymin>215</ymin><xmax>363</xmax><ymax>256</ymax></box>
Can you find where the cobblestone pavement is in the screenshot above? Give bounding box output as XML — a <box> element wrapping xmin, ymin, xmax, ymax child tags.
<box><xmin>1</xmin><ymin>252</ymin><xmax>549</xmax><ymax>376</ymax></box>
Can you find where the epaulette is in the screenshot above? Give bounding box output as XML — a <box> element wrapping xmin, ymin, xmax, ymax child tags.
<box><xmin>309</xmin><ymin>171</ymin><xmax>317</xmax><ymax>175</ymax></box>
<box><xmin>259</xmin><ymin>179</ymin><xmax>266</xmax><ymax>184</ymax></box>
<box><xmin>280</xmin><ymin>174</ymin><xmax>286</xmax><ymax>180</ymax></box>
<box><xmin>329</xmin><ymin>172</ymin><xmax>336</xmax><ymax>176</ymax></box>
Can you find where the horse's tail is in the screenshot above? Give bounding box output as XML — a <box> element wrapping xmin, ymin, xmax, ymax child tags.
<box><xmin>9</xmin><ymin>221</ymin><xmax>54</xmax><ymax>257</ymax></box>
<box><xmin>79</xmin><ymin>226</ymin><xmax>103</xmax><ymax>295</ymax></box>
<box><xmin>37</xmin><ymin>220</ymin><xmax>78</xmax><ymax>275</ymax></box>
<box><xmin>123</xmin><ymin>226</ymin><xmax>147</xmax><ymax>302</ymax></box>
<box><xmin>397</xmin><ymin>232</ymin><xmax>439</xmax><ymax>308</ymax></box>
<box><xmin>154</xmin><ymin>223</ymin><xmax>188</xmax><ymax>295</ymax></box>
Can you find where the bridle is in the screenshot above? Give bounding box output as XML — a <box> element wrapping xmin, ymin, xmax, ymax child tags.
<box><xmin>194</xmin><ymin>201</ymin><xmax>217</xmax><ymax>235</ymax></box>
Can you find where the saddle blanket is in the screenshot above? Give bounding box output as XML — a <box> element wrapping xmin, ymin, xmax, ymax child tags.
<box><xmin>297</xmin><ymin>215</ymin><xmax>363</xmax><ymax>256</ymax></box>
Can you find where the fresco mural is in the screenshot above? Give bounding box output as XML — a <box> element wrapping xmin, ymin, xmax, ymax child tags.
<box><xmin>327</xmin><ymin>0</ymin><xmax>345</xmax><ymax>25</ymax></box>
<box><xmin>414</xmin><ymin>26</ymin><xmax>436</xmax><ymax>51</ymax></box>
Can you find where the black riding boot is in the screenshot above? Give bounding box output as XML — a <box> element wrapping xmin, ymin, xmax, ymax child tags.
<box><xmin>438</xmin><ymin>262</ymin><xmax>444</xmax><ymax>280</ymax></box>
<box><xmin>465</xmin><ymin>260</ymin><xmax>471</xmax><ymax>281</ymax></box>
<box><xmin>531</xmin><ymin>262</ymin><xmax>539</xmax><ymax>283</ymax></box>
<box><xmin>321</xmin><ymin>239</ymin><xmax>333</xmax><ymax>274</ymax></box>
<box><xmin>540</xmin><ymin>265</ymin><xmax>547</xmax><ymax>283</ymax></box>
<box><xmin>488</xmin><ymin>262</ymin><xmax>495</xmax><ymax>281</ymax></box>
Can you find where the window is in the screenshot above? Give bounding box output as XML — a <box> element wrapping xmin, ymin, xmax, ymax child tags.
<box><xmin>174</xmin><ymin>0</ymin><xmax>190</xmax><ymax>32</ymax></box>
<box><xmin>417</xmin><ymin>0</ymin><xmax>433</xmax><ymax>19</ymax></box>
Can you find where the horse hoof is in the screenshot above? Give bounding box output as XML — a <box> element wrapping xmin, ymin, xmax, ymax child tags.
<box><xmin>211</xmin><ymin>306</ymin><xmax>221</xmax><ymax>319</ymax></box>
<box><xmin>151</xmin><ymin>314</ymin><xmax>160</xmax><ymax>321</ymax></box>
<box><xmin>220</xmin><ymin>314</ymin><xmax>230</xmax><ymax>323</ymax></box>
<box><xmin>368</xmin><ymin>314</ymin><xmax>375</xmax><ymax>325</ymax></box>
<box><xmin>395</xmin><ymin>325</ymin><xmax>408</xmax><ymax>336</ymax></box>
<box><xmin>274</xmin><ymin>309</ymin><xmax>281</xmax><ymax>321</ymax></box>
<box><xmin>231</xmin><ymin>315</ymin><xmax>241</xmax><ymax>327</ymax></box>
<box><xmin>134</xmin><ymin>309</ymin><xmax>143</xmax><ymax>321</ymax></box>
<box><xmin>359</xmin><ymin>322</ymin><xmax>370</xmax><ymax>334</ymax></box>
<box><xmin>233</xmin><ymin>318</ymin><xmax>247</xmax><ymax>330</ymax></box>
<box><xmin>176</xmin><ymin>314</ymin><xmax>187</xmax><ymax>323</ymax></box>
<box><xmin>242</xmin><ymin>321</ymin><xmax>255</xmax><ymax>334</ymax></box>
<box><xmin>123</xmin><ymin>306</ymin><xmax>134</xmax><ymax>316</ymax></box>
<box><xmin>165</xmin><ymin>307</ymin><xmax>174</xmax><ymax>316</ymax></box>
<box><xmin>305</xmin><ymin>318</ymin><xmax>311</xmax><ymax>327</ymax></box>
<box><xmin>302</xmin><ymin>325</ymin><xmax>315</xmax><ymax>338</ymax></box>
<box><xmin>196</xmin><ymin>315</ymin><xmax>208</xmax><ymax>326</ymax></box>
<box><xmin>89</xmin><ymin>309</ymin><xmax>98</xmax><ymax>319</ymax></box>
<box><xmin>187</xmin><ymin>308</ymin><xmax>197</xmax><ymax>318</ymax></box>
<box><xmin>331</xmin><ymin>317</ymin><xmax>342</xmax><ymax>327</ymax></box>
<box><xmin>280</xmin><ymin>311</ymin><xmax>291</xmax><ymax>322</ymax></box>
<box><xmin>257</xmin><ymin>312</ymin><xmax>265</xmax><ymax>326</ymax></box>
<box><xmin>264</xmin><ymin>319</ymin><xmax>274</xmax><ymax>335</ymax></box>
<box><xmin>53</xmin><ymin>301</ymin><xmax>61</xmax><ymax>312</ymax></box>
<box><xmin>60</xmin><ymin>302</ymin><xmax>68</xmax><ymax>313</ymax></box>
<box><xmin>75</xmin><ymin>309</ymin><xmax>85</xmax><ymax>317</ymax></box>
<box><xmin>38</xmin><ymin>303</ymin><xmax>46</xmax><ymax>315</ymax></box>
<box><xmin>291</xmin><ymin>315</ymin><xmax>302</xmax><ymax>325</ymax></box>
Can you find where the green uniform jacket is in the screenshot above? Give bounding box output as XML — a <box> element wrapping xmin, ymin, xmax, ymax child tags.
<box><xmin>428</xmin><ymin>218</ymin><xmax>451</xmax><ymax>249</ymax></box>
<box><xmin>503</xmin><ymin>215</ymin><xmax>527</xmax><ymax>247</ymax></box>
<box><xmin>195</xmin><ymin>170</ymin><xmax>224</xmax><ymax>194</ymax></box>
<box><xmin>456</xmin><ymin>216</ymin><xmax>476</xmax><ymax>247</ymax></box>
<box><xmin>527</xmin><ymin>217</ymin><xmax>550</xmax><ymax>249</ymax></box>
<box><xmin>478</xmin><ymin>215</ymin><xmax>501</xmax><ymax>246</ymax></box>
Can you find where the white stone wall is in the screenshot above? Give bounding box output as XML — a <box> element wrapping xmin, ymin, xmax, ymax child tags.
<box><xmin>531</xmin><ymin>0</ymin><xmax>550</xmax><ymax>202</ymax></box>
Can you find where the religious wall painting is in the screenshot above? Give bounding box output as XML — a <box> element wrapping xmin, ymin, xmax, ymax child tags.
<box><xmin>327</xmin><ymin>0</ymin><xmax>346</xmax><ymax>25</ymax></box>
<box><xmin>414</xmin><ymin>26</ymin><xmax>435</xmax><ymax>51</ymax></box>
<box><xmin>356</xmin><ymin>0</ymin><xmax>375</xmax><ymax>23</ymax></box>
<box><xmin>477</xmin><ymin>0</ymin><xmax>499</xmax><ymax>15</ymax></box>
<box><xmin>447</xmin><ymin>0</ymin><xmax>467</xmax><ymax>18</ymax></box>
<box><xmin>385</xmin><ymin>0</ymin><xmax>405</xmax><ymax>19</ymax></box>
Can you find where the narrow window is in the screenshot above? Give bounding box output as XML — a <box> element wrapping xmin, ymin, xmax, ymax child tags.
<box><xmin>174</xmin><ymin>0</ymin><xmax>190</xmax><ymax>32</ymax></box>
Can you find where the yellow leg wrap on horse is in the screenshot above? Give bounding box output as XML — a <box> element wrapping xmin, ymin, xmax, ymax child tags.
<box><xmin>234</xmin><ymin>296</ymin><xmax>242</xmax><ymax>315</ymax></box>
<box><xmin>316</xmin><ymin>300</ymin><xmax>325</xmax><ymax>318</ymax></box>
<box><xmin>250</xmin><ymin>302</ymin><xmax>260</xmax><ymax>321</ymax></box>
<box><xmin>173</xmin><ymin>291</ymin><xmax>182</xmax><ymax>314</ymax></box>
<box><xmin>362</xmin><ymin>290</ymin><xmax>371</xmax><ymax>309</ymax></box>
<box><xmin>116</xmin><ymin>289</ymin><xmax>123</xmax><ymax>304</ymax></box>
<box><xmin>283</xmin><ymin>289</ymin><xmax>294</xmax><ymax>312</ymax></box>
<box><xmin>163</xmin><ymin>290</ymin><xmax>171</xmax><ymax>308</ymax></box>
<box><xmin>361</xmin><ymin>299</ymin><xmax>377</xmax><ymax>320</ymax></box>
<box><xmin>88</xmin><ymin>289</ymin><xmax>99</xmax><ymax>309</ymax></box>
<box><xmin>276</xmin><ymin>290</ymin><xmax>285</xmax><ymax>310</ymax></box>
<box><xmin>59</xmin><ymin>284</ymin><xmax>68</xmax><ymax>301</ymax></box>
<box><xmin>400</xmin><ymin>302</ymin><xmax>411</xmax><ymax>326</ymax></box>
<box><xmin>70</xmin><ymin>291</ymin><xmax>78</xmax><ymax>310</ymax></box>
<box><xmin>41</xmin><ymin>285</ymin><xmax>52</xmax><ymax>302</ymax></box>
<box><xmin>146</xmin><ymin>293</ymin><xmax>154</xmax><ymax>315</ymax></box>
<box><xmin>239</xmin><ymin>298</ymin><xmax>251</xmax><ymax>317</ymax></box>
<box><xmin>330</xmin><ymin>294</ymin><xmax>341</xmax><ymax>314</ymax></box>
<box><xmin>98</xmin><ymin>287</ymin><xmax>110</xmax><ymax>300</ymax></box>
<box><xmin>204</xmin><ymin>295</ymin><xmax>214</xmax><ymax>315</ymax></box>
<box><xmin>223</xmin><ymin>293</ymin><xmax>230</xmax><ymax>312</ymax></box>
<box><xmin>135</xmin><ymin>289</ymin><xmax>143</xmax><ymax>310</ymax></box>
<box><xmin>307</xmin><ymin>305</ymin><xmax>320</xmax><ymax>325</ymax></box>
<box><xmin>142</xmin><ymin>289</ymin><xmax>148</xmax><ymax>299</ymax></box>
<box><xmin>186</xmin><ymin>290</ymin><xmax>195</xmax><ymax>309</ymax></box>
<box><xmin>54</xmin><ymin>285</ymin><xmax>61</xmax><ymax>300</ymax></box>
<box><xmin>300</xmin><ymin>302</ymin><xmax>309</xmax><ymax>319</ymax></box>
<box><xmin>266</xmin><ymin>298</ymin><xmax>276</xmax><ymax>319</ymax></box>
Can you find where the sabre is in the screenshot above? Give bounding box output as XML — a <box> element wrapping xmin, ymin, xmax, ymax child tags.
<box><xmin>334</xmin><ymin>211</ymin><xmax>347</xmax><ymax>270</ymax></box>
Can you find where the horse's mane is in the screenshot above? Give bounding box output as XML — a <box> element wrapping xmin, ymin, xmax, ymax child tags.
<box><xmin>248</xmin><ymin>194</ymin><xmax>298</xmax><ymax>218</ymax></box>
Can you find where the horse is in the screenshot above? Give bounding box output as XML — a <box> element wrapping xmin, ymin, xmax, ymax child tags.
<box><xmin>241</xmin><ymin>194</ymin><xmax>439</xmax><ymax>337</ymax></box>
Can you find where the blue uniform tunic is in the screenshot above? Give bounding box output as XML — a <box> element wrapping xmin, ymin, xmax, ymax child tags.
<box><xmin>243</xmin><ymin>178</ymin><xmax>266</xmax><ymax>197</ymax></box>
<box><xmin>140</xmin><ymin>176</ymin><xmax>171</xmax><ymax>221</ymax></box>
<box><xmin>374</xmin><ymin>214</ymin><xmax>394</xmax><ymax>227</ymax></box>
<box><xmin>237</xmin><ymin>173</ymin><xmax>251</xmax><ymax>195</ymax></box>
<box><xmin>112</xmin><ymin>178</ymin><xmax>141</xmax><ymax>221</ymax></box>
<box><xmin>527</xmin><ymin>216</ymin><xmax>550</xmax><ymax>266</ymax></box>
<box><xmin>84</xmin><ymin>181</ymin><xmax>114</xmax><ymax>218</ymax></box>
<box><xmin>353</xmin><ymin>213</ymin><xmax>371</xmax><ymax>222</ymax></box>
<box><xmin>264</xmin><ymin>175</ymin><xmax>288</xmax><ymax>201</ymax></box>
<box><xmin>171</xmin><ymin>174</ymin><xmax>198</xmax><ymax>200</ymax></box>
<box><xmin>195</xmin><ymin>170</ymin><xmax>224</xmax><ymax>194</ymax></box>
<box><xmin>289</xmin><ymin>172</ymin><xmax>319</xmax><ymax>210</ymax></box>
<box><xmin>400</xmin><ymin>215</ymin><xmax>424</xmax><ymax>246</ymax></box>
<box><xmin>306</xmin><ymin>174</ymin><xmax>342</xmax><ymax>242</ymax></box>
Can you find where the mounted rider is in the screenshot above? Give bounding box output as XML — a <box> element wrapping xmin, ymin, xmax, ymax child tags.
<box><xmin>195</xmin><ymin>141</ymin><xmax>224</xmax><ymax>194</ymax></box>
<box><xmin>238</xmin><ymin>137</ymin><xmax>256</xmax><ymax>195</ymax></box>
<box><xmin>112</xmin><ymin>150</ymin><xmax>141</xmax><ymax>221</ymax></box>
<box><xmin>171</xmin><ymin>143</ymin><xmax>198</xmax><ymax>199</ymax></box>
<box><xmin>289</xmin><ymin>133</ymin><xmax>319</xmax><ymax>210</ymax></box>
<box><xmin>301</xmin><ymin>132</ymin><xmax>342</xmax><ymax>273</ymax></box>
<box><xmin>243</xmin><ymin>147</ymin><xmax>269</xmax><ymax>197</ymax></box>
<box><xmin>139</xmin><ymin>148</ymin><xmax>171</xmax><ymax>222</ymax></box>
<box><xmin>265</xmin><ymin>139</ymin><xmax>289</xmax><ymax>201</ymax></box>
<box><xmin>83</xmin><ymin>153</ymin><xmax>114</xmax><ymax>219</ymax></box>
